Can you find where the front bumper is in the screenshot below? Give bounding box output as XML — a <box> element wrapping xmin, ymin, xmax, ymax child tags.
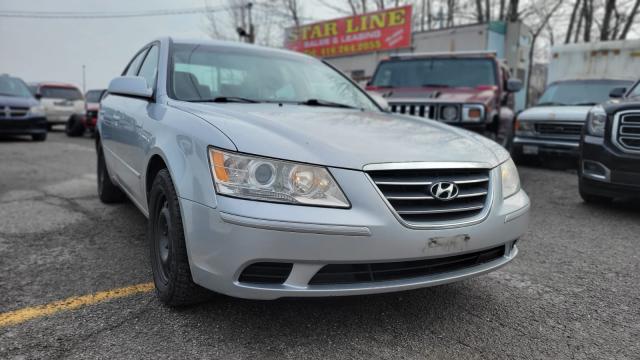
<box><xmin>0</xmin><ymin>116</ymin><xmax>47</xmax><ymax>135</ymax></box>
<box><xmin>579</xmin><ymin>135</ymin><xmax>640</xmax><ymax>198</ymax></box>
<box><xmin>513</xmin><ymin>136</ymin><xmax>580</xmax><ymax>157</ymax></box>
<box><xmin>180</xmin><ymin>167</ymin><xmax>530</xmax><ymax>300</ymax></box>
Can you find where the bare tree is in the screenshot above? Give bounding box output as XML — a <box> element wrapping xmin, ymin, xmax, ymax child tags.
<box><xmin>620</xmin><ymin>0</ymin><xmax>640</xmax><ymax>39</ymax></box>
<box><xmin>600</xmin><ymin>0</ymin><xmax>616</xmax><ymax>40</ymax></box>
<box><xmin>474</xmin><ymin>0</ymin><xmax>484</xmax><ymax>22</ymax></box>
<box><xmin>525</xmin><ymin>0</ymin><xmax>564</xmax><ymax>106</ymax></box>
<box><xmin>565</xmin><ymin>0</ymin><xmax>581</xmax><ymax>43</ymax></box>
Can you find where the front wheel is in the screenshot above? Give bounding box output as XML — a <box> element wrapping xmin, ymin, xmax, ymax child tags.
<box><xmin>579</xmin><ymin>180</ymin><xmax>613</xmax><ymax>204</ymax></box>
<box><xmin>148</xmin><ymin>169</ymin><xmax>209</xmax><ymax>306</ymax></box>
<box><xmin>32</xmin><ymin>133</ymin><xmax>47</xmax><ymax>141</ymax></box>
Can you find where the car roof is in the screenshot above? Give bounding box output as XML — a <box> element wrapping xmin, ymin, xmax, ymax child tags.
<box><xmin>167</xmin><ymin>36</ymin><xmax>314</xmax><ymax>61</ymax></box>
<box><xmin>36</xmin><ymin>82</ymin><xmax>81</xmax><ymax>89</ymax></box>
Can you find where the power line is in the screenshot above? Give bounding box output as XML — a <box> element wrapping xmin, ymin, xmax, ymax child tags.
<box><xmin>0</xmin><ymin>6</ymin><xmax>240</xmax><ymax>19</ymax></box>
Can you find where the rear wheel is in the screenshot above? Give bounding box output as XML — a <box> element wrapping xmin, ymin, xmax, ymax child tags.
<box><xmin>65</xmin><ymin>115</ymin><xmax>85</xmax><ymax>137</ymax></box>
<box><xmin>148</xmin><ymin>169</ymin><xmax>209</xmax><ymax>306</ymax></box>
<box><xmin>32</xmin><ymin>133</ymin><xmax>47</xmax><ymax>141</ymax></box>
<box><xmin>97</xmin><ymin>143</ymin><xmax>126</xmax><ymax>203</ymax></box>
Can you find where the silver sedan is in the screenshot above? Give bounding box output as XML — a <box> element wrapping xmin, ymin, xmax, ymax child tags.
<box><xmin>97</xmin><ymin>37</ymin><xmax>530</xmax><ymax>305</ymax></box>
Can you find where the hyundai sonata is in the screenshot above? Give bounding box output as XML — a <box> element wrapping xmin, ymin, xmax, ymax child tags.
<box><xmin>97</xmin><ymin>37</ymin><xmax>530</xmax><ymax>305</ymax></box>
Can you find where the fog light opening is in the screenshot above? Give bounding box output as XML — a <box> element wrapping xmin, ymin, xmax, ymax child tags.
<box><xmin>582</xmin><ymin>160</ymin><xmax>610</xmax><ymax>182</ymax></box>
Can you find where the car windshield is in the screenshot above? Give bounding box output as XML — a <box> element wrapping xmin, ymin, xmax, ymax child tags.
<box><xmin>170</xmin><ymin>43</ymin><xmax>378</xmax><ymax>111</ymax></box>
<box><xmin>85</xmin><ymin>90</ymin><xmax>105</xmax><ymax>103</ymax></box>
<box><xmin>41</xmin><ymin>86</ymin><xmax>83</xmax><ymax>100</ymax></box>
<box><xmin>0</xmin><ymin>76</ymin><xmax>33</xmax><ymax>98</ymax></box>
<box><xmin>370</xmin><ymin>58</ymin><xmax>497</xmax><ymax>88</ymax></box>
<box><xmin>537</xmin><ymin>80</ymin><xmax>633</xmax><ymax>106</ymax></box>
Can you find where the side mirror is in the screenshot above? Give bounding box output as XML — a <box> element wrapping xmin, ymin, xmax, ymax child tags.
<box><xmin>368</xmin><ymin>91</ymin><xmax>390</xmax><ymax>111</ymax></box>
<box><xmin>506</xmin><ymin>78</ymin><xmax>523</xmax><ymax>93</ymax></box>
<box><xmin>108</xmin><ymin>76</ymin><xmax>153</xmax><ymax>99</ymax></box>
<box><xmin>34</xmin><ymin>93</ymin><xmax>42</xmax><ymax>100</ymax></box>
<box><xmin>609</xmin><ymin>87</ymin><xmax>626</xmax><ymax>98</ymax></box>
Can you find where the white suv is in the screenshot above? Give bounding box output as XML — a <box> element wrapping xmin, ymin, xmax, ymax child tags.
<box><xmin>31</xmin><ymin>82</ymin><xmax>85</xmax><ymax>130</ymax></box>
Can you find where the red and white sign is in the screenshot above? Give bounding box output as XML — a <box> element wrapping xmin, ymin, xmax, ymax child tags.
<box><xmin>285</xmin><ymin>6</ymin><xmax>413</xmax><ymax>58</ymax></box>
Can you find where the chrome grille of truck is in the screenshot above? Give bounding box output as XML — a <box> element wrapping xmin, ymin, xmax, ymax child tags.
<box><xmin>367</xmin><ymin>168</ymin><xmax>491</xmax><ymax>225</ymax></box>
<box><xmin>389</xmin><ymin>103</ymin><xmax>434</xmax><ymax>118</ymax></box>
<box><xmin>0</xmin><ymin>106</ymin><xmax>29</xmax><ymax>119</ymax></box>
<box><xmin>534</xmin><ymin>122</ymin><xmax>583</xmax><ymax>139</ymax></box>
<box><xmin>614</xmin><ymin>112</ymin><xmax>640</xmax><ymax>153</ymax></box>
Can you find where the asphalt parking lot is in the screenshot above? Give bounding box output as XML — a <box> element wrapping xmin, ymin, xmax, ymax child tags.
<box><xmin>1</xmin><ymin>131</ymin><xmax>639</xmax><ymax>359</ymax></box>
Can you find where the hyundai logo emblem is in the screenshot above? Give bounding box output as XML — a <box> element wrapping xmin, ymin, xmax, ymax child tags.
<box><xmin>430</xmin><ymin>181</ymin><xmax>459</xmax><ymax>201</ymax></box>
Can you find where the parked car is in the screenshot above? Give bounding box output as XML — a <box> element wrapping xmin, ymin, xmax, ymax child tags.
<box><xmin>66</xmin><ymin>89</ymin><xmax>106</xmax><ymax>137</ymax></box>
<box><xmin>365</xmin><ymin>52</ymin><xmax>523</xmax><ymax>145</ymax></box>
<box><xmin>30</xmin><ymin>82</ymin><xmax>85</xmax><ymax>130</ymax></box>
<box><xmin>578</xmin><ymin>81</ymin><xmax>640</xmax><ymax>203</ymax></box>
<box><xmin>0</xmin><ymin>74</ymin><xmax>47</xmax><ymax>141</ymax></box>
<box><xmin>98</xmin><ymin>38</ymin><xmax>530</xmax><ymax>305</ymax></box>
<box><xmin>511</xmin><ymin>79</ymin><xmax>633</xmax><ymax>162</ymax></box>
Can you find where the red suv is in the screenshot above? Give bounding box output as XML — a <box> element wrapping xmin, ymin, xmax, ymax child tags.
<box><xmin>366</xmin><ymin>52</ymin><xmax>522</xmax><ymax>144</ymax></box>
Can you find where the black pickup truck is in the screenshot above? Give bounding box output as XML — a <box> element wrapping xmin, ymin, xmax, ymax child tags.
<box><xmin>578</xmin><ymin>81</ymin><xmax>640</xmax><ymax>202</ymax></box>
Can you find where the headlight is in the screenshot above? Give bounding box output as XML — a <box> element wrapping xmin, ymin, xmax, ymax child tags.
<box><xmin>208</xmin><ymin>148</ymin><xmax>350</xmax><ymax>208</ymax></box>
<box><xmin>586</xmin><ymin>105</ymin><xmax>607</xmax><ymax>137</ymax></box>
<box><xmin>500</xmin><ymin>158</ymin><xmax>520</xmax><ymax>199</ymax></box>
<box><xmin>462</xmin><ymin>104</ymin><xmax>484</xmax><ymax>122</ymax></box>
<box><xmin>514</xmin><ymin>119</ymin><xmax>534</xmax><ymax>135</ymax></box>
<box><xmin>28</xmin><ymin>105</ymin><xmax>45</xmax><ymax>116</ymax></box>
<box><xmin>440</xmin><ymin>105</ymin><xmax>458</xmax><ymax>121</ymax></box>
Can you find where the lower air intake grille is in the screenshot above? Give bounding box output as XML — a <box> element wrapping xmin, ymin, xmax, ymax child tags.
<box><xmin>309</xmin><ymin>246</ymin><xmax>505</xmax><ymax>285</ymax></box>
<box><xmin>238</xmin><ymin>262</ymin><xmax>293</xmax><ymax>284</ymax></box>
<box><xmin>367</xmin><ymin>168</ymin><xmax>491</xmax><ymax>225</ymax></box>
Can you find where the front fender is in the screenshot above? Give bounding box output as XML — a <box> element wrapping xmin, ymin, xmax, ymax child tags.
<box><xmin>142</xmin><ymin>105</ymin><xmax>237</xmax><ymax>213</ymax></box>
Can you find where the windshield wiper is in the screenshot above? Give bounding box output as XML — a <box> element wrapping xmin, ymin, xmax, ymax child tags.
<box><xmin>536</xmin><ymin>102</ymin><xmax>567</xmax><ymax>106</ymax></box>
<box><xmin>187</xmin><ymin>96</ymin><xmax>260</xmax><ymax>103</ymax></box>
<box><xmin>572</xmin><ymin>102</ymin><xmax>597</xmax><ymax>106</ymax></box>
<box><xmin>298</xmin><ymin>98</ymin><xmax>359</xmax><ymax>109</ymax></box>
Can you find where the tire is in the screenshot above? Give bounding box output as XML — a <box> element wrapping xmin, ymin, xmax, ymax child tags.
<box><xmin>32</xmin><ymin>133</ymin><xmax>47</xmax><ymax>141</ymax></box>
<box><xmin>148</xmin><ymin>169</ymin><xmax>209</xmax><ymax>306</ymax></box>
<box><xmin>47</xmin><ymin>123</ymin><xmax>53</xmax><ymax>131</ymax></box>
<box><xmin>65</xmin><ymin>116</ymin><xmax>85</xmax><ymax>137</ymax></box>
<box><xmin>579</xmin><ymin>181</ymin><xmax>613</xmax><ymax>204</ymax></box>
<box><xmin>97</xmin><ymin>144</ymin><xmax>126</xmax><ymax>203</ymax></box>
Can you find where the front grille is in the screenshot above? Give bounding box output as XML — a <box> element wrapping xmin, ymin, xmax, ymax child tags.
<box><xmin>615</xmin><ymin>112</ymin><xmax>640</xmax><ymax>153</ymax></box>
<box><xmin>0</xmin><ymin>106</ymin><xmax>29</xmax><ymax>119</ymax></box>
<box><xmin>534</xmin><ymin>122</ymin><xmax>583</xmax><ymax>139</ymax></box>
<box><xmin>238</xmin><ymin>262</ymin><xmax>293</xmax><ymax>284</ymax></box>
<box><xmin>367</xmin><ymin>168</ymin><xmax>490</xmax><ymax>225</ymax></box>
<box><xmin>309</xmin><ymin>245</ymin><xmax>505</xmax><ymax>285</ymax></box>
<box><xmin>390</xmin><ymin>103</ymin><xmax>435</xmax><ymax>118</ymax></box>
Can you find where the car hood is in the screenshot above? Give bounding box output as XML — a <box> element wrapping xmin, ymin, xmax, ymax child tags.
<box><xmin>0</xmin><ymin>95</ymin><xmax>38</xmax><ymax>107</ymax></box>
<box><xmin>377</xmin><ymin>87</ymin><xmax>497</xmax><ymax>105</ymax></box>
<box><xmin>517</xmin><ymin>105</ymin><xmax>593</xmax><ymax>122</ymax></box>
<box><xmin>172</xmin><ymin>102</ymin><xmax>509</xmax><ymax>170</ymax></box>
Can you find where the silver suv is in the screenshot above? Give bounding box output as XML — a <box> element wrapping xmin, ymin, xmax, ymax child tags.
<box><xmin>97</xmin><ymin>38</ymin><xmax>530</xmax><ymax>305</ymax></box>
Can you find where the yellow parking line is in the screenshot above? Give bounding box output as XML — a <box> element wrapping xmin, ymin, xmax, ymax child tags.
<box><xmin>0</xmin><ymin>282</ymin><xmax>155</xmax><ymax>328</ymax></box>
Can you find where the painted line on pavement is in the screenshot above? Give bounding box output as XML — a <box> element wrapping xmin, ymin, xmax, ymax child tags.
<box><xmin>0</xmin><ymin>282</ymin><xmax>154</xmax><ymax>328</ymax></box>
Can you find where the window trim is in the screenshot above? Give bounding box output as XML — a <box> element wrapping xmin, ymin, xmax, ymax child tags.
<box><xmin>136</xmin><ymin>42</ymin><xmax>161</xmax><ymax>98</ymax></box>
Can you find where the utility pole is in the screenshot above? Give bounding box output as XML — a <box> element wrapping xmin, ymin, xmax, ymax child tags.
<box><xmin>247</xmin><ymin>2</ymin><xmax>254</xmax><ymax>44</ymax></box>
<box><xmin>82</xmin><ymin>65</ymin><xmax>86</xmax><ymax>94</ymax></box>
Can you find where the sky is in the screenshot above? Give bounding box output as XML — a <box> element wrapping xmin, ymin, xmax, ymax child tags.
<box><xmin>0</xmin><ymin>0</ymin><xmax>340</xmax><ymax>91</ymax></box>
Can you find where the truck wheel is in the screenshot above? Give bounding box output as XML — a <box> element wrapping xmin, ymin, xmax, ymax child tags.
<box><xmin>97</xmin><ymin>144</ymin><xmax>126</xmax><ymax>203</ymax></box>
<box><xmin>32</xmin><ymin>133</ymin><xmax>47</xmax><ymax>141</ymax></box>
<box><xmin>65</xmin><ymin>116</ymin><xmax>85</xmax><ymax>137</ymax></box>
<box><xmin>579</xmin><ymin>181</ymin><xmax>612</xmax><ymax>204</ymax></box>
<box><xmin>148</xmin><ymin>169</ymin><xmax>209</xmax><ymax>306</ymax></box>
